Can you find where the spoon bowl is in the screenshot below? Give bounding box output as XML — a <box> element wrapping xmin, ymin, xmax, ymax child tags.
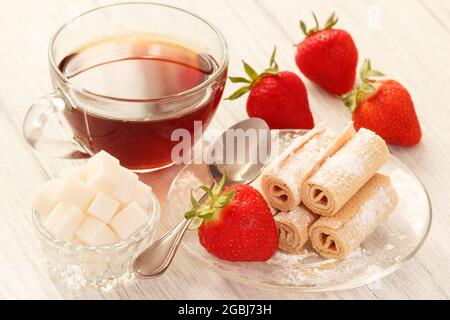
<box><xmin>133</xmin><ymin>118</ymin><xmax>271</xmax><ymax>278</ymax></box>
<box><xmin>207</xmin><ymin>118</ymin><xmax>271</xmax><ymax>187</ymax></box>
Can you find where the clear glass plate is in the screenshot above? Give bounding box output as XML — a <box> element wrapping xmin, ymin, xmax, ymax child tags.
<box><xmin>167</xmin><ymin>130</ymin><xmax>432</xmax><ymax>292</ymax></box>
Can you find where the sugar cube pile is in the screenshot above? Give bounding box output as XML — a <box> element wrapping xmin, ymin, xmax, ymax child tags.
<box><xmin>31</xmin><ymin>151</ymin><xmax>155</xmax><ymax>245</ymax></box>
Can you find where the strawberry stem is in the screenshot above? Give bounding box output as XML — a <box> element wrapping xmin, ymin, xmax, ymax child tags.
<box><xmin>226</xmin><ymin>46</ymin><xmax>280</xmax><ymax>101</ymax></box>
<box><xmin>184</xmin><ymin>173</ymin><xmax>236</xmax><ymax>230</ymax></box>
<box><xmin>341</xmin><ymin>59</ymin><xmax>385</xmax><ymax>112</ymax></box>
<box><xmin>300</xmin><ymin>12</ymin><xmax>338</xmax><ymax>37</ymax></box>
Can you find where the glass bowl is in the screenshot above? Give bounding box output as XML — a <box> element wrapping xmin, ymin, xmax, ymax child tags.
<box><xmin>32</xmin><ymin>192</ymin><xmax>160</xmax><ymax>291</ymax></box>
<box><xmin>166</xmin><ymin>130</ymin><xmax>432</xmax><ymax>292</ymax></box>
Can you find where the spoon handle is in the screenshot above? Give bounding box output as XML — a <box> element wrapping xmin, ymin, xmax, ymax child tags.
<box><xmin>133</xmin><ymin>193</ymin><xmax>208</xmax><ymax>278</ymax></box>
<box><xmin>133</xmin><ymin>217</ymin><xmax>192</xmax><ymax>278</ymax></box>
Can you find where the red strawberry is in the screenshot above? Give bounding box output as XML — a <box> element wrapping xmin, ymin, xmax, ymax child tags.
<box><xmin>185</xmin><ymin>175</ymin><xmax>278</xmax><ymax>262</ymax></box>
<box><xmin>227</xmin><ymin>47</ymin><xmax>314</xmax><ymax>130</ymax></box>
<box><xmin>343</xmin><ymin>59</ymin><xmax>422</xmax><ymax>146</ymax></box>
<box><xmin>295</xmin><ymin>13</ymin><xmax>358</xmax><ymax>95</ymax></box>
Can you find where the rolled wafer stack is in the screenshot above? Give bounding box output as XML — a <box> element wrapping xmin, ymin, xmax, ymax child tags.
<box><xmin>301</xmin><ymin>128</ymin><xmax>389</xmax><ymax>217</ymax></box>
<box><xmin>309</xmin><ymin>174</ymin><xmax>398</xmax><ymax>260</ymax></box>
<box><xmin>251</xmin><ymin>176</ymin><xmax>279</xmax><ymax>216</ymax></box>
<box><xmin>275</xmin><ymin>205</ymin><xmax>318</xmax><ymax>254</ymax></box>
<box><xmin>260</xmin><ymin>123</ymin><xmax>353</xmax><ymax>212</ymax></box>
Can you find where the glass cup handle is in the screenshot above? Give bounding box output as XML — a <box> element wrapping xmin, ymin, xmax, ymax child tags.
<box><xmin>23</xmin><ymin>91</ymin><xmax>91</xmax><ymax>159</ymax></box>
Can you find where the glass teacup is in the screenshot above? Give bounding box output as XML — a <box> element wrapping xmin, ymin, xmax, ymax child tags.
<box><xmin>23</xmin><ymin>2</ymin><xmax>228</xmax><ymax>172</ymax></box>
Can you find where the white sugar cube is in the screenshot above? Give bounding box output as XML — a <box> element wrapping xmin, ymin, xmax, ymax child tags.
<box><xmin>87</xmin><ymin>165</ymin><xmax>119</xmax><ymax>194</ymax></box>
<box><xmin>87</xmin><ymin>192</ymin><xmax>120</xmax><ymax>223</ymax></box>
<box><xmin>87</xmin><ymin>150</ymin><xmax>120</xmax><ymax>172</ymax></box>
<box><xmin>110</xmin><ymin>202</ymin><xmax>148</xmax><ymax>239</ymax></box>
<box><xmin>75</xmin><ymin>217</ymin><xmax>119</xmax><ymax>246</ymax></box>
<box><xmin>86</xmin><ymin>151</ymin><xmax>121</xmax><ymax>193</ymax></box>
<box><xmin>44</xmin><ymin>202</ymin><xmax>85</xmax><ymax>241</ymax></box>
<box><xmin>60</xmin><ymin>176</ymin><xmax>96</xmax><ymax>210</ymax></box>
<box><xmin>31</xmin><ymin>179</ymin><xmax>63</xmax><ymax>217</ymax></box>
<box><xmin>66</xmin><ymin>165</ymin><xmax>88</xmax><ymax>182</ymax></box>
<box><xmin>111</xmin><ymin>168</ymin><xmax>138</xmax><ymax>204</ymax></box>
<box><xmin>132</xmin><ymin>181</ymin><xmax>153</xmax><ymax>211</ymax></box>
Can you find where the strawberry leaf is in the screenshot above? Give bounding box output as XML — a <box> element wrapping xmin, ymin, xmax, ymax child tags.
<box><xmin>360</xmin><ymin>59</ymin><xmax>384</xmax><ymax>82</ymax></box>
<box><xmin>197</xmin><ymin>207</ymin><xmax>215</xmax><ymax>216</ymax></box>
<box><xmin>190</xmin><ymin>190</ymin><xmax>200</xmax><ymax>209</ymax></box>
<box><xmin>214</xmin><ymin>190</ymin><xmax>236</xmax><ymax>208</ymax></box>
<box><xmin>223</xmin><ymin>188</ymin><xmax>237</xmax><ymax>198</ymax></box>
<box><xmin>227</xmin><ymin>47</ymin><xmax>281</xmax><ymax>101</ymax></box>
<box><xmin>183</xmin><ymin>174</ymin><xmax>234</xmax><ymax>228</ymax></box>
<box><xmin>343</xmin><ymin>59</ymin><xmax>385</xmax><ymax>113</ymax></box>
<box><xmin>213</xmin><ymin>173</ymin><xmax>227</xmax><ymax>197</ymax></box>
<box><xmin>323</xmin><ymin>12</ymin><xmax>338</xmax><ymax>30</ymax></box>
<box><xmin>262</xmin><ymin>68</ymin><xmax>279</xmax><ymax>76</ymax></box>
<box><xmin>199</xmin><ymin>185</ymin><xmax>213</xmax><ymax>199</ymax></box>
<box><xmin>360</xmin><ymin>59</ymin><xmax>371</xmax><ymax>81</ymax></box>
<box><xmin>188</xmin><ymin>216</ymin><xmax>204</xmax><ymax>230</ymax></box>
<box><xmin>361</xmin><ymin>82</ymin><xmax>376</xmax><ymax>94</ymax></box>
<box><xmin>214</xmin><ymin>196</ymin><xmax>229</xmax><ymax>208</ymax></box>
<box><xmin>216</xmin><ymin>189</ymin><xmax>237</xmax><ymax>208</ymax></box>
<box><xmin>300</xmin><ymin>20</ymin><xmax>308</xmax><ymax>36</ymax></box>
<box><xmin>301</xmin><ymin>12</ymin><xmax>339</xmax><ymax>37</ymax></box>
<box><xmin>367</xmin><ymin>70</ymin><xmax>385</xmax><ymax>78</ymax></box>
<box><xmin>184</xmin><ymin>209</ymin><xmax>198</xmax><ymax>219</ymax></box>
<box><xmin>269</xmin><ymin>46</ymin><xmax>279</xmax><ymax>70</ymax></box>
<box><xmin>341</xmin><ymin>90</ymin><xmax>358</xmax><ymax>112</ymax></box>
<box><xmin>242</xmin><ymin>60</ymin><xmax>258</xmax><ymax>81</ymax></box>
<box><xmin>312</xmin><ymin>12</ymin><xmax>319</xmax><ymax>31</ymax></box>
<box><xmin>225</xmin><ymin>85</ymin><xmax>251</xmax><ymax>100</ymax></box>
<box><xmin>229</xmin><ymin>76</ymin><xmax>251</xmax><ymax>84</ymax></box>
<box><xmin>201</xmin><ymin>210</ymin><xmax>216</xmax><ymax>221</ymax></box>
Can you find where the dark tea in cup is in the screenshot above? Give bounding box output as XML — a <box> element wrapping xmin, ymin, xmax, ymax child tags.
<box><xmin>61</xmin><ymin>35</ymin><xmax>226</xmax><ymax>171</ymax></box>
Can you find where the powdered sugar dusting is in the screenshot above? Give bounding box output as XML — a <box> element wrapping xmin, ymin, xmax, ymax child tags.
<box><xmin>277</xmin><ymin>206</ymin><xmax>317</xmax><ymax>227</ymax></box>
<box><xmin>313</xmin><ymin>128</ymin><xmax>379</xmax><ymax>185</ymax></box>
<box><xmin>353</xmin><ymin>186</ymin><xmax>392</xmax><ymax>230</ymax></box>
<box><xmin>271</xmin><ymin>129</ymin><xmax>336</xmax><ymax>200</ymax></box>
<box><xmin>269</xmin><ymin>249</ymin><xmax>318</xmax><ymax>266</ymax></box>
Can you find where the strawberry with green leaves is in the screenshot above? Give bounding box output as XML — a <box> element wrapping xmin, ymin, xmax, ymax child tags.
<box><xmin>227</xmin><ymin>47</ymin><xmax>314</xmax><ymax>130</ymax></box>
<box><xmin>343</xmin><ymin>59</ymin><xmax>422</xmax><ymax>146</ymax></box>
<box><xmin>295</xmin><ymin>12</ymin><xmax>358</xmax><ymax>95</ymax></box>
<box><xmin>186</xmin><ymin>175</ymin><xmax>279</xmax><ymax>262</ymax></box>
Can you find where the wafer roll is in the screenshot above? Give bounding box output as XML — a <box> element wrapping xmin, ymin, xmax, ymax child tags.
<box><xmin>260</xmin><ymin>123</ymin><xmax>347</xmax><ymax>211</ymax></box>
<box><xmin>302</xmin><ymin>128</ymin><xmax>389</xmax><ymax>216</ymax></box>
<box><xmin>309</xmin><ymin>174</ymin><xmax>398</xmax><ymax>260</ymax></box>
<box><xmin>275</xmin><ymin>205</ymin><xmax>318</xmax><ymax>254</ymax></box>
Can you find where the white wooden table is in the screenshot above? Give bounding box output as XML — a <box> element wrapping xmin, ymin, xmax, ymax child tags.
<box><xmin>1</xmin><ymin>0</ymin><xmax>449</xmax><ymax>299</ymax></box>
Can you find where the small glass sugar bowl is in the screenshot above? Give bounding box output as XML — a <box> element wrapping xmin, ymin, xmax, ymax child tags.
<box><xmin>32</xmin><ymin>192</ymin><xmax>160</xmax><ymax>291</ymax></box>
